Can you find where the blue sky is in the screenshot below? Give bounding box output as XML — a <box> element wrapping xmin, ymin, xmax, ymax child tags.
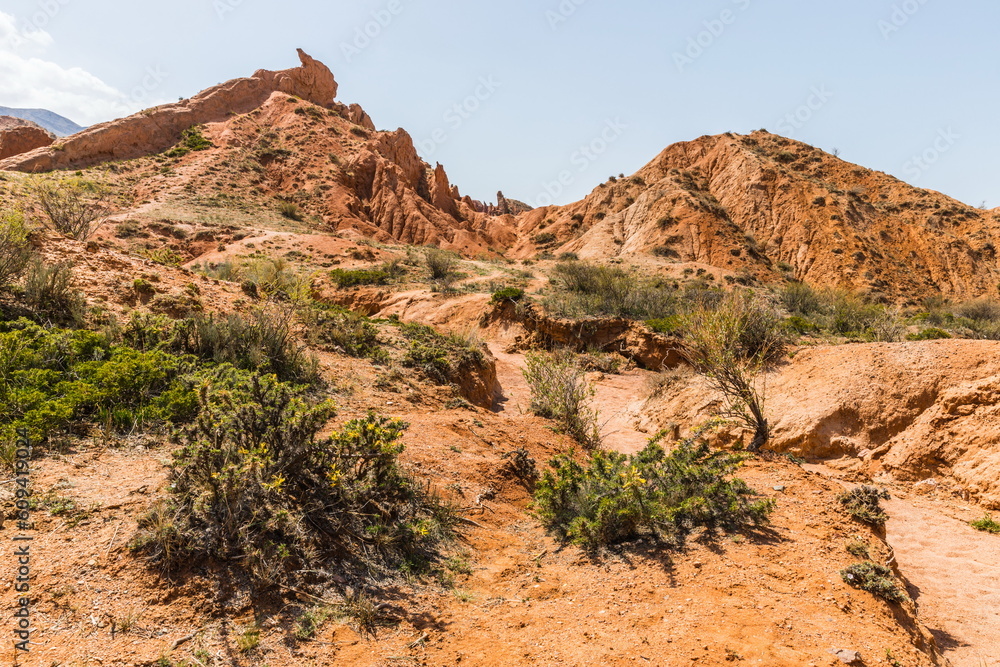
<box><xmin>1</xmin><ymin>0</ymin><xmax>997</xmax><ymax>209</ymax></box>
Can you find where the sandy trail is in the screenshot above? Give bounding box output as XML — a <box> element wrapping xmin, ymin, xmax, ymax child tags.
<box><xmin>806</xmin><ymin>462</ymin><xmax>1000</xmax><ymax>667</ymax></box>
<box><xmin>490</xmin><ymin>343</ymin><xmax>653</xmax><ymax>453</ymax></box>
<box><xmin>883</xmin><ymin>494</ymin><xmax>1000</xmax><ymax>667</ymax></box>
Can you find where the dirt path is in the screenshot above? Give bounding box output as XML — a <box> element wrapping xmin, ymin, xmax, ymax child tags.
<box><xmin>883</xmin><ymin>494</ymin><xmax>1000</xmax><ymax>667</ymax></box>
<box><xmin>490</xmin><ymin>343</ymin><xmax>653</xmax><ymax>453</ymax></box>
<box><xmin>805</xmin><ymin>463</ymin><xmax>1000</xmax><ymax>667</ymax></box>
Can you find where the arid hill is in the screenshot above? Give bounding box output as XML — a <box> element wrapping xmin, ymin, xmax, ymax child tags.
<box><xmin>0</xmin><ymin>116</ymin><xmax>54</xmax><ymax>159</ymax></box>
<box><xmin>0</xmin><ymin>50</ymin><xmax>518</xmax><ymax>256</ymax></box>
<box><xmin>515</xmin><ymin>131</ymin><xmax>1000</xmax><ymax>302</ymax></box>
<box><xmin>4</xmin><ymin>50</ymin><xmax>1000</xmax><ymax>664</ymax></box>
<box><xmin>4</xmin><ymin>53</ymin><xmax>997</xmax><ymax>303</ymax></box>
<box><xmin>0</xmin><ymin>49</ymin><xmax>339</xmax><ymax>173</ymax></box>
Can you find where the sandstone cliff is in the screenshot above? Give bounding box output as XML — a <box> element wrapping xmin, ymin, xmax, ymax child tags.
<box><xmin>644</xmin><ymin>339</ymin><xmax>1000</xmax><ymax>508</ymax></box>
<box><xmin>0</xmin><ymin>117</ymin><xmax>54</xmax><ymax>159</ymax></box>
<box><xmin>0</xmin><ymin>49</ymin><xmax>338</xmax><ymax>172</ymax></box>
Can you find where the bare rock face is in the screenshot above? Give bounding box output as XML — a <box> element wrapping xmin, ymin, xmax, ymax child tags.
<box><xmin>430</xmin><ymin>163</ymin><xmax>460</xmax><ymax>218</ymax></box>
<box><xmin>347</xmin><ymin>103</ymin><xmax>376</xmax><ymax>131</ymax></box>
<box><xmin>0</xmin><ymin>49</ymin><xmax>337</xmax><ymax>172</ymax></box>
<box><xmin>645</xmin><ymin>338</ymin><xmax>1000</xmax><ymax>508</ymax></box>
<box><xmin>317</xmin><ymin>127</ymin><xmax>518</xmax><ymax>252</ymax></box>
<box><xmin>0</xmin><ymin>118</ymin><xmax>54</xmax><ymax>159</ymax></box>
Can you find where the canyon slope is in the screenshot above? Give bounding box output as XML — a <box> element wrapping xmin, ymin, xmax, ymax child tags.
<box><xmin>3</xmin><ymin>52</ymin><xmax>998</xmax><ymax>303</ymax></box>
<box><xmin>519</xmin><ymin>131</ymin><xmax>1000</xmax><ymax>302</ymax></box>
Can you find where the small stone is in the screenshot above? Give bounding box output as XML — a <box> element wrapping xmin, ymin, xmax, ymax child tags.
<box><xmin>773</xmin><ymin>485</ymin><xmax>786</xmax><ymax>492</ymax></box>
<box><xmin>829</xmin><ymin>648</ymin><xmax>862</xmax><ymax>665</ymax></box>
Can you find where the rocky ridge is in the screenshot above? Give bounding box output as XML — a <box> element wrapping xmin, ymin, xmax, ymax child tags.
<box><xmin>0</xmin><ymin>116</ymin><xmax>54</xmax><ymax>160</ymax></box>
<box><xmin>516</xmin><ymin>131</ymin><xmax>1000</xmax><ymax>302</ymax></box>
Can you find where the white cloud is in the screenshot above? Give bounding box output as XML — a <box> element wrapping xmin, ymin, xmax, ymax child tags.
<box><xmin>0</xmin><ymin>11</ymin><xmax>161</xmax><ymax>126</ymax></box>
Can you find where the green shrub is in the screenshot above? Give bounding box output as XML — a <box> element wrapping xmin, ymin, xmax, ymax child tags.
<box><xmin>329</xmin><ymin>262</ymin><xmax>405</xmax><ymax>289</ymax></box>
<box><xmin>165</xmin><ymin>126</ymin><xmax>213</xmax><ymax>158</ymax></box>
<box><xmin>645</xmin><ymin>316</ymin><xmax>684</xmax><ymax>335</ymax></box>
<box><xmin>775</xmin><ymin>151</ymin><xmax>796</xmax><ymax>164</ymax></box>
<box><xmin>679</xmin><ymin>292</ymin><xmax>787</xmax><ymax>451</ymax></box>
<box><xmin>490</xmin><ymin>287</ymin><xmax>525</xmax><ymax>304</ymax></box>
<box><xmin>545</xmin><ymin>262</ymin><xmax>676</xmax><ymax>320</ymax></box>
<box><xmin>310</xmin><ymin>306</ymin><xmax>385</xmax><ymax>362</ymax></box>
<box><xmin>840</xmin><ymin>562</ymin><xmax>908</xmax><ymax>603</ymax></box>
<box><xmin>534</xmin><ymin>232</ymin><xmax>557</xmax><ymax>245</ymax></box>
<box><xmin>837</xmin><ymin>486</ymin><xmax>890</xmax><ymax>525</ymax></box>
<box><xmin>132</xmin><ymin>372</ymin><xmax>452</xmax><ymax>587</ymax></box>
<box><xmin>400</xmin><ymin>322</ymin><xmax>483</xmax><ymax>386</ymax></box>
<box><xmin>827</xmin><ymin>292</ymin><xmax>902</xmax><ymax>341</ymax></box>
<box><xmin>0</xmin><ymin>320</ymin><xmax>196</xmax><ymax>459</ymax></box>
<box><xmin>906</xmin><ymin>327</ymin><xmax>952</xmax><ymax>341</ymax></box>
<box><xmin>846</xmin><ymin>541</ymin><xmax>870</xmax><ymax>559</ymax></box>
<box><xmin>133</xmin><ymin>278</ymin><xmax>156</xmax><ymax>295</ymax></box>
<box><xmin>534</xmin><ymin>426</ymin><xmax>774</xmax><ymax>550</ymax></box>
<box><xmin>172</xmin><ymin>310</ymin><xmax>319</xmax><ymax>385</ymax></box>
<box><xmin>330</xmin><ymin>268</ymin><xmax>391</xmax><ymax>288</ymax></box>
<box><xmin>523</xmin><ymin>350</ymin><xmax>600</xmax><ymax>448</ymax></box>
<box><xmin>970</xmin><ymin>514</ymin><xmax>1000</xmax><ymax>534</ymax></box>
<box><xmin>955</xmin><ymin>299</ymin><xmax>1000</xmax><ymax>323</ymax></box>
<box><xmin>0</xmin><ymin>211</ymin><xmax>32</xmax><ymax>287</ymax></box>
<box><xmin>780</xmin><ymin>282</ymin><xmax>822</xmax><ymax>316</ymax></box>
<box><xmin>784</xmin><ymin>315</ymin><xmax>819</xmax><ymax>335</ymax></box>
<box><xmin>233</xmin><ymin>256</ymin><xmax>308</xmax><ymax>301</ymax></box>
<box><xmin>143</xmin><ymin>248</ymin><xmax>184</xmax><ymax>268</ymax></box>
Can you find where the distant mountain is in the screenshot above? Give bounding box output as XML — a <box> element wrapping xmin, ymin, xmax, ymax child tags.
<box><xmin>0</xmin><ymin>106</ymin><xmax>84</xmax><ymax>137</ymax></box>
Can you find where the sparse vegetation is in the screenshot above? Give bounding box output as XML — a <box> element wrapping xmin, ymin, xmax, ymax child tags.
<box><xmin>544</xmin><ymin>261</ymin><xmax>678</xmax><ymax>320</ymax></box>
<box><xmin>970</xmin><ymin>514</ymin><xmax>1000</xmax><ymax>534</ymax></box>
<box><xmin>846</xmin><ymin>540</ymin><xmax>871</xmax><ymax>559</ymax></box>
<box><xmin>679</xmin><ymin>291</ymin><xmax>787</xmax><ymax>451</ymax></box>
<box><xmin>424</xmin><ymin>248</ymin><xmax>459</xmax><ymax>282</ymax></box>
<box><xmin>906</xmin><ymin>327</ymin><xmax>951</xmax><ymax>341</ymax></box>
<box><xmin>534</xmin><ymin>424</ymin><xmax>774</xmax><ymax>550</ymax></box>
<box><xmin>33</xmin><ymin>179</ymin><xmax>112</xmax><ymax>240</ymax></box>
<box><xmin>840</xmin><ymin>562</ymin><xmax>908</xmax><ymax>603</ymax></box>
<box><xmin>838</xmin><ymin>486</ymin><xmax>891</xmax><ymax>526</ymax></box>
<box><xmin>523</xmin><ymin>349</ymin><xmax>601</xmax><ymax>449</ymax></box>
<box><xmin>172</xmin><ymin>309</ymin><xmax>319</xmax><ymax>384</ymax></box>
<box><xmin>400</xmin><ymin>322</ymin><xmax>484</xmax><ymax>386</ymax></box>
<box><xmin>295</xmin><ymin>605</ymin><xmax>336</xmax><ymax>640</ymax></box>
<box><xmin>165</xmin><ymin>126</ymin><xmax>213</xmax><ymax>158</ymax></box>
<box><xmin>0</xmin><ymin>211</ymin><xmax>33</xmax><ymax>287</ymax></box>
<box><xmin>195</xmin><ymin>255</ymin><xmax>309</xmax><ymax>302</ymax></box>
<box><xmin>330</xmin><ymin>261</ymin><xmax>405</xmax><ymax>289</ymax></box>
<box><xmin>490</xmin><ymin>287</ymin><xmax>526</xmax><ymax>304</ymax></box>
<box><xmin>306</xmin><ymin>304</ymin><xmax>386</xmax><ymax>362</ymax></box>
<box><xmin>21</xmin><ymin>260</ymin><xmax>86</xmax><ymax>326</ymax></box>
<box><xmin>278</xmin><ymin>201</ymin><xmax>303</xmax><ymax>221</ymax></box>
